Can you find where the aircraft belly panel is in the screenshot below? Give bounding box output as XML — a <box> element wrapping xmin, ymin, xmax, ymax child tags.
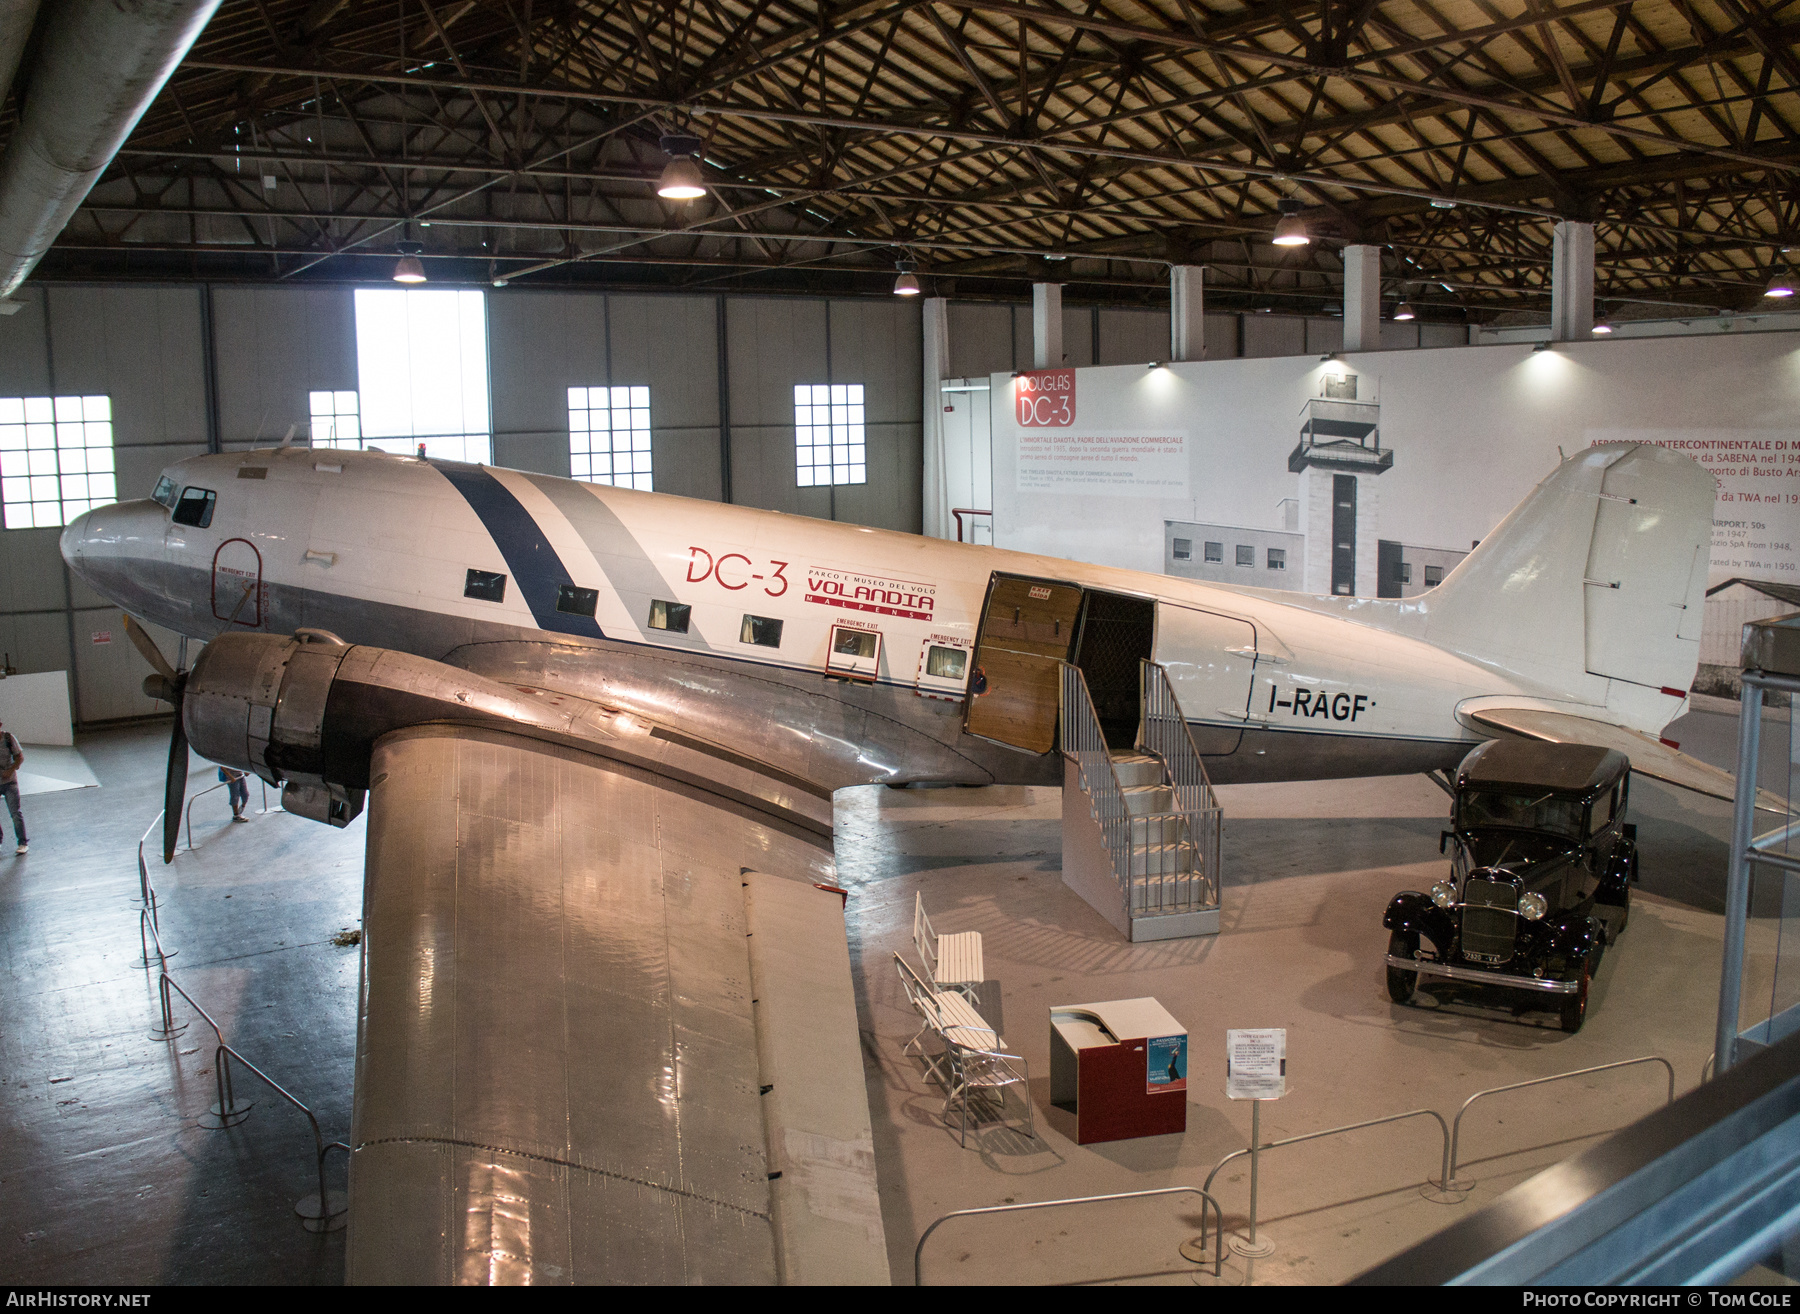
<box><xmin>350</xmin><ymin>724</ymin><xmax>834</xmax><ymax>1284</ymax></box>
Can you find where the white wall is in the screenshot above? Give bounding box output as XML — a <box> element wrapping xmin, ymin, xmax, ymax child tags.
<box><xmin>989</xmin><ymin>329</ymin><xmax>1800</xmax><ymax>595</ymax></box>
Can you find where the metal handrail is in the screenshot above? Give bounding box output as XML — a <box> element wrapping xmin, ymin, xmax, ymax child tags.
<box><xmin>1059</xmin><ymin>662</ymin><xmax>1134</xmax><ymax>907</ymax></box>
<box><xmin>914</xmin><ymin>1186</ymin><xmax>1225</xmax><ymax>1285</ymax></box>
<box><xmin>950</xmin><ymin>507</ymin><xmax>992</xmax><ymax>542</ymax></box>
<box><xmin>135</xmin><ymin>804</ymin><xmax>347</xmax><ymax>1231</ymax></box>
<box><xmin>1445</xmin><ymin>1055</ymin><xmax>1676</xmax><ymax>1187</ymax></box>
<box><xmin>1203</xmin><ymin>1107</ymin><xmax>1454</xmax><ymax>1203</ymax></box>
<box><xmin>184</xmin><ymin>775</ymin><xmax>274</xmax><ymax>849</ymax></box>
<box><xmin>1138</xmin><ymin>659</ymin><xmax>1222</xmax><ymax>908</ymax></box>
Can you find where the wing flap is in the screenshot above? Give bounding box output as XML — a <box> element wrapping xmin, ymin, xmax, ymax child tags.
<box><xmin>1463</xmin><ymin>704</ymin><xmax>1789</xmax><ymax>814</ymax></box>
<box><xmin>347</xmin><ymin>723</ymin><xmax>839</xmax><ymax>1284</ymax></box>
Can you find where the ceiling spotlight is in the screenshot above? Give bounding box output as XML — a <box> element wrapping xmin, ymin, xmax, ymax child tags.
<box><xmin>1764</xmin><ymin>265</ymin><xmax>1797</xmax><ymax>299</ymax></box>
<box><xmin>1532</xmin><ymin>340</ymin><xmax>1552</xmax><ymax>352</ymax></box>
<box><xmin>1392</xmin><ymin>298</ymin><xmax>1416</xmax><ymax>321</ymax></box>
<box><xmin>656</xmin><ymin>134</ymin><xmax>706</xmax><ymax>200</ymax></box>
<box><xmin>1272</xmin><ymin>198</ymin><xmax>1310</xmax><ymax>247</ymax></box>
<box><xmin>1591</xmin><ymin>317</ymin><xmax>1613</xmax><ymax>334</ymax></box>
<box><xmin>392</xmin><ymin>240</ymin><xmax>426</xmax><ymax>284</ymax></box>
<box><xmin>893</xmin><ymin>260</ymin><xmax>921</xmax><ymax>296</ymax></box>
<box><xmin>1429</xmin><ymin>198</ymin><xmax>1458</xmax><ymax>210</ymax></box>
<box><xmin>1147</xmin><ymin>361</ymin><xmax>1164</xmax><ymax>370</ymax></box>
<box><xmin>492</xmin><ymin>278</ymin><xmax>509</xmax><ymax>288</ymax></box>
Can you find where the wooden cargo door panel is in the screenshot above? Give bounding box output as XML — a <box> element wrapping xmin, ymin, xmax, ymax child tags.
<box><xmin>963</xmin><ymin>574</ymin><xmax>1083</xmax><ymax>753</ymax></box>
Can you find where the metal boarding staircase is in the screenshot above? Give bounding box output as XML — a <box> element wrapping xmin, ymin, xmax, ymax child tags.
<box><xmin>1058</xmin><ymin>660</ymin><xmax>1222</xmax><ymax>942</ymax></box>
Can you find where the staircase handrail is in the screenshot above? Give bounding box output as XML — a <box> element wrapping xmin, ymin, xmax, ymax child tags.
<box><xmin>1057</xmin><ymin>662</ymin><xmax>1134</xmax><ymax>906</ymax></box>
<box><xmin>1138</xmin><ymin>660</ymin><xmax>1222</xmax><ymax>908</ymax></box>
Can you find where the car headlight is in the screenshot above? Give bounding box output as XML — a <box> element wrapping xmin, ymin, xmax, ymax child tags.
<box><xmin>1519</xmin><ymin>891</ymin><xmax>1548</xmax><ymax>921</ymax></box>
<box><xmin>1430</xmin><ymin>880</ymin><xmax>1457</xmax><ymax>909</ymax></box>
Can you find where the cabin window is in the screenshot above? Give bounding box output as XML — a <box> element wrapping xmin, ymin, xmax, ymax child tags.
<box><xmin>152</xmin><ymin>476</ymin><xmax>178</xmax><ymax>508</ymax></box>
<box><xmin>1267</xmin><ymin>548</ymin><xmax>1286</xmax><ymax>570</ymax></box>
<box><xmin>464</xmin><ymin>568</ymin><xmax>507</xmax><ymax>602</ymax></box>
<box><xmin>0</xmin><ymin>394</ymin><xmax>117</xmax><ymax>529</ymax></box>
<box><xmin>556</xmin><ymin>584</ymin><xmax>599</xmax><ymax>617</ymax></box>
<box><xmin>1235</xmin><ymin>545</ymin><xmax>1254</xmax><ymax>567</ymax></box>
<box><xmin>569</xmin><ymin>385</ymin><xmax>653</xmax><ymax>491</ymax></box>
<box><xmin>1204</xmin><ymin>542</ymin><xmax>1223</xmax><ymax>564</ymax></box>
<box><xmin>172</xmin><ymin>487</ymin><xmax>217</xmax><ymax>529</ymax></box>
<box><xmin>1172</xmin><ymin>538</ymin><xmax>1192</xmax><ymax>560</ymax></box>
<box><xmin>794</xmin><ymin>383</ymin><xmax>865</xmax><ymax>487</ymax></box>
<box><xmin>1424</xmin><ymin>565</ymin><xmax>1444</xmax><ymax>586</ymax></box>
<box><xmin>740</xmin><ymin>614</ymin><xmax>783</xmax><ymax>647</ymax></box>
<box><xmin>648</xmin><ymin>599</ymin><xmax>690</xmax><ymax>633</ymax></box>
<box><xmin>925</xmin><ymin>645</ymin><xmax>966</xmax><ymax>680</ymax></box>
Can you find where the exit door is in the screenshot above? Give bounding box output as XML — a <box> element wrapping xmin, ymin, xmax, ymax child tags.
<box><xmin>964</xmin><ymin>573</ymin><xmax>1083</xmax><ymax>753</ymax></box>
<box><xmin>212</xmin><ymin>538</ymin><xmax>263</xmax><ymax>627</ymax></box>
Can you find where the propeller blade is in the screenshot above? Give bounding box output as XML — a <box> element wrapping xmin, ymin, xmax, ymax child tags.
<box><xmin>162</xmin><ymin>677</ymin><xmax>188</xmax><ymax>865</ymax></box>
<box><xmin>123</xmin><ymin>614</ymin><xmax>176</xmax><ymax>681</ymax></box>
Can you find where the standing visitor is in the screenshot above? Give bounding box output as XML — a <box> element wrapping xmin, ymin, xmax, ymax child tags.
<box><xmin>0</xmin><ymin>721</ymin><xmax>26</xmax><ymax>854</ymax></box>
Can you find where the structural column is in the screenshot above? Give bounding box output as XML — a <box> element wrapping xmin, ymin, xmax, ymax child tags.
<box><xmin>1032</xmin><ymin>282</ymin><xmax>1063</xmax><ymax>370</ymax></box>
<box><xmin>1342</xmin><ymin>245</ymin><xmax>1381</xmax><ymax>352</ymax></box>
<box><xmin>1550</xmin><ymin>220</ymin><xmax>1595</xmax><ymax>341</ymax></box>
<box><xmin>920</xmin><ymin>296</ymin><xmax>952</xmax><ymax>540</ymax></box>
<box><xmin>1169</xmin><ymin>264</ymin><xmax>1205</xmax><ymax>362</ymax></box>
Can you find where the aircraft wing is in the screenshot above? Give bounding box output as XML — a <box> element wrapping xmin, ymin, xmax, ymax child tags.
<box><xmin>1462</xmin><ymin>704</ymin><xmax>1791</xmax><ymax>815</ymax></box>
<box><xmin>344</xmin><ymin>721</ymin><xmax>890</xmax><ymax>1284</ymax></box>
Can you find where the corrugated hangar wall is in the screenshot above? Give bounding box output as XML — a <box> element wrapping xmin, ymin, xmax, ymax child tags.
<box><xmin>0</xmin><ymin>282</ymin><xmax>1463</xmax><ymax>726</ymax></box>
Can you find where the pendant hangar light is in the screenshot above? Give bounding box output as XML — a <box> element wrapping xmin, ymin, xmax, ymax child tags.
<box><xmin>892</xmin><ymin>260</ymin><xmax>921</xmax><ymax>296</ymax></box>
<box><xmin>656</xmin><ymin>134</ymin><xmax>707</xmax><ymax>200</ymax></box>
<box><xmin>392</xmin><ymin>239</ymin><xmax>426</xmax><ymax>284</ymax></box>
<box><xmin>1392</xmin><ymin>294</ymin><xmax>1416</xmax><ymax>321</ymax></box>
<box><xmin>1765</xmin><ymin>253</ymin><xmax>1797</xmax><ymax>299</ymax></box>
<box><xmin>1272</xmin><ymin>198</ymin><xmax>1310</xmax><ymax>247</ymax></box>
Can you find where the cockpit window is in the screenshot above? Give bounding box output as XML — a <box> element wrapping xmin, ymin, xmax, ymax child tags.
<box><xmin>171</xmin><ymin>486</ymin><xmax>216</xmax><ymax>529</ymax></box>
<box><xmin>152</xmin><ymin>476</ymin><xmax>177</xmax><ymax>509</ymax></box>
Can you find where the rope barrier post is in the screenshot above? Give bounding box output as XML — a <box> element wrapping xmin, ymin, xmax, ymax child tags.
<box><xmin>149</xmin><ymin>972</ymin><xmax>185</xmax><ymax>1040</ymax></box>
<box><xmin>201</xmin><ymin>1043</ymin><xmax>252</xmax><ymax>1129</ymax></box>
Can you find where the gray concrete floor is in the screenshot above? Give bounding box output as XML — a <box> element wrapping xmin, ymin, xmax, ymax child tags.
<box><xmin>0</xmin><ymin>706</ymin><xmax>1763</xmax><ymax>1285</ymax></box>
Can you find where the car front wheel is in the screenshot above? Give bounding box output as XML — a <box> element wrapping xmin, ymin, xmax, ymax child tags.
<box><xmin>1387</xmin><ymin>931</ymin><xmax>1419</xmax><ymax>1005</ymax></box>
<box><xmin>1559</xmin><ymin>958</ymin><xmax>1591</xmax><ymax>1033</ymax></box>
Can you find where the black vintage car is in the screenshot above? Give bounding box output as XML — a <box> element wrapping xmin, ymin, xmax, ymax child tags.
<box><xmin>1383</xmin><ymin>739</ymin><xmax>1638</xmax><ymax>1033</ymax></box>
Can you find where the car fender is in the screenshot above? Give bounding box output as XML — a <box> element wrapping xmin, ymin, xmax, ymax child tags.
<box><xmin>1384</xmin><ymin>891</ymin><xmax>1455</xmax><ymax>950</ymax></box>
<box><xmin>1543</xmin><ymin>911</ymin><xmax>1605</xmax><ymax>961</ymax></box>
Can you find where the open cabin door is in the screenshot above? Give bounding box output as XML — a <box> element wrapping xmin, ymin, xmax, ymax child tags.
<box><xmin>964</xmin><ymin>574</ymin><xmax>1083</xmax><ymax>753</ymax></box>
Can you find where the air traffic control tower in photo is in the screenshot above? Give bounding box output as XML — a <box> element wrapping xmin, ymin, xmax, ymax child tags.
<box><xmin>1290</xmin><ymin>373</ymin><xmax>1391</xmax><ymax>598</ymax></box>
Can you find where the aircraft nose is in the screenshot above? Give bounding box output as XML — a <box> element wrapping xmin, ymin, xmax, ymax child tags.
<box><xmin>58</xmin><ymin>499</ymin><xmax>166</xmax><ymax>579</ymax></box>
<box><xmin>59</xmin><ymin>510</ymin><xmax>91</xmax><ymax>568</ymax></box>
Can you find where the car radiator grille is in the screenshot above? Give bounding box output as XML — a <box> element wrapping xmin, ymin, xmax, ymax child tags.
<box><xmin>1461</xmin><ymin>879</ymin><xmax>1518</xmax><ymax>963</ymax></box>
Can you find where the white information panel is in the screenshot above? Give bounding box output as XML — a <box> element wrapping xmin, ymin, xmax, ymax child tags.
<box><xmin>1226</xmin><ymin>1028</ymin><xmax>1287</xmax><ymax>1101</ymax></box>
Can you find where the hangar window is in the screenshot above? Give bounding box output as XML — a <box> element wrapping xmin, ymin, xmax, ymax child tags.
<box><xmin>1235</xmin><ymin>545</ymin><xmax>1254</xmax><ymax>567</ymax></box>
<box><xmin>569</xmin><ymin>386</ymin><xmax>652</xmax><ymax>491</ymax></box>
<box><xmin>171</xmin><ymin>487</ymin><xmax>216</xmax><ymax>529</ymax></box>
<box><xmin>1172</xmin><ymin>538</ymin><xmax>1192</xmax><ymax>560</ymax></box>
<box><xmin>1267</xmin><ymin>549</ymin><xmax>1286</xmax><ymax>571</ymax></box>
<box><xmin>1204</xmin><ymin>542</ymin><xmax>1223</xmax><ymax>563</ymax></box>
<box><xmin>1424</xmin><ymin>565</ymin><xmax>1445</xmax><ymax>587</ymax></box>
<box><xmin>309</xmin><ymin>391</ymin><xmax>361</xmax><ymax>448</ymax></box>
<box><xmin>794</xmin><ymin>384</ymin><xmax>865</xmax><ymax>487</ymax></box>
<box><xmin>648</xmin><ymin>599</ymin><xmax>690</xmax><ymax>633</ymax></box>
<box><xmin>0</xmin><ymin>395</ymin><xmax>117</xmax><ymax>530</ymax></box>
<box><xmin>464</xmin><ymin>568</ymin><xmax>507</xmax><ymax>603</ymax></box>
<box><xmin>352</xmin><ymin>289</ymin><xmax>492</xmax><ymax>463</ymax></box>
<box><xmin>739</xmin><ymin>614</ymin><xmax>783</xmax><ymax>647</ymax></box>
<box><xmin>556</xmin><ymin>584</ymin><xmax>599</xmax><ymax>617</ymax></box>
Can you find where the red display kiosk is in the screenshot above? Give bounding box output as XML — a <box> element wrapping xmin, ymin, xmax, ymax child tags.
<box><xmin>1049</xmin><ymin>998</ymin><xmax>1188</xmax><ymax>1145</ymax></box>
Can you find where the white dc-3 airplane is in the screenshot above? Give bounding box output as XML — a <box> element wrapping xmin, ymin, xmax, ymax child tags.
<box><xmin>58</xmin><ymin>438</ymin><xmax>1730</xmax><ymax>1284</ymax></box>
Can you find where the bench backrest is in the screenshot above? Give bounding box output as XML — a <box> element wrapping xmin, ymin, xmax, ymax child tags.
<box><xmin>913</xmin><ymin>891</ymin><xmax>938</xmax><ymax>976</ymax></box>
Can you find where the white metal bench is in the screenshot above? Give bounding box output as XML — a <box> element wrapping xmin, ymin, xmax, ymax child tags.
<box><xmin>915</xmin><ymin>891</ymin><xmax>983</xmax><ymax>1002</ymax></box>
<box><xmin>894</xmin><ymin>953</ymin><xmax>1031</xmax><ymax>1144</ymax></box>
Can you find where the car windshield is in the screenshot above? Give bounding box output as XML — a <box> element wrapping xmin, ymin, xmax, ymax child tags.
<box><xmin>1459</xmin><ymin>789</ymin><xmax>1585</xmax><ymax>840</ymax></box>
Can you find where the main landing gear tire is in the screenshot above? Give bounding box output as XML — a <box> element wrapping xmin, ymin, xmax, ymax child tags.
<box><xmin>1559</xmin><ymin>958</ymin><xmax>1591</xmax><ymax>1034</ymax></box>
<box><xmin>1387</xmin><ymin>931</ymin><xmax>1418</xmax><ymax>1005</ymax></box>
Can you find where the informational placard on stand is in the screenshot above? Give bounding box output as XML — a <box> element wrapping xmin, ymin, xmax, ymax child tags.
<box><xmin>1226</xmin><ymin>1028</ymin><xmax>1286</xmax><ymax>1101</ymax></box>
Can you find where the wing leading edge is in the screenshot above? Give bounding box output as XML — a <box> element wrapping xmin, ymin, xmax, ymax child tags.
<box><xmin>347</xmin><ymin>723</ymin><xmax>886</xmax><ymax>1284</ymax></box>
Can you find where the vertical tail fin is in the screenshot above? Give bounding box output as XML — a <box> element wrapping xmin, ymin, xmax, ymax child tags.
<box><xmin>1421</xmin><ymin>442</ymin><xmax>1713</xmax><ymax>730</ymax></box>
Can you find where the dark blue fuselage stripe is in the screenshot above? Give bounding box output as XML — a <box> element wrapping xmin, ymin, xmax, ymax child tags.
<box><xmin>430</xmin><ymin>461</ymin><xmax>605</xmax><ymax>639</ymax></box>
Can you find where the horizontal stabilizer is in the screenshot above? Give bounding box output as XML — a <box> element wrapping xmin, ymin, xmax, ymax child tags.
<box><xmin>1464</xmin><ymin>705</ymin><xmax>1791</xmax><ymax>815</ymax></box>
